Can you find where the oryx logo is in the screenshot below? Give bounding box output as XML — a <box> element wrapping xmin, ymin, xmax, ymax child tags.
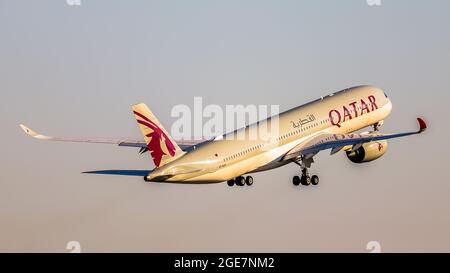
<box><xmin>377</xmin><ymin>141</ymin><xmax>384</xmax><ymax>151</ymax></box>
<box><xmin>133</xmin><ymin>111</ymin><xmax>176</xmax><ymax>167</ymax></box>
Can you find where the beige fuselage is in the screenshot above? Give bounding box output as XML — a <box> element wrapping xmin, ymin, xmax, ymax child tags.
<box><xmin>146</xmin><ymin>85</ymin><xmax>392</xmax><ymax>183</ymax></box>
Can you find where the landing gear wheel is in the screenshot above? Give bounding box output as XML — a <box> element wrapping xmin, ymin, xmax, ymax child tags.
<box><xmin>301</xmin><ymin>175</ymin><xmax>311</xmax><ymax>186</ymax></box>
<box><xmin>292</xmin><ymin>176</ymin><xmax>300</xmax><ymax>186</ymax></box>
<box><xmin>227</xmin><ymin>179</ymin><xmax>235</xmax><ymax>187</ymax></box>
<box><xmin>292</xmin><ymin>157</ymin><xmax>316</xmax><ymax>188</ymax></box>
<box><xmin>235</xmin><ymin>176</ymin><xmax>245</xmax><ymax>186</ymax></box>
<box><xmin>245</xmin><ymin>176</ymin><xmax>254</xmax><ymax>186</ymax></box>
<box><xmin>311</xmin><ymin>175</ymin><xmax>319</xmax><ymax>185</ymax></box>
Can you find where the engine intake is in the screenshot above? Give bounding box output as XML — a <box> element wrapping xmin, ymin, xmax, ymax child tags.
<box><xmin>346</xmin><ymin>140</ymin><xmax>388</xmax><ymax>163</ymax></box>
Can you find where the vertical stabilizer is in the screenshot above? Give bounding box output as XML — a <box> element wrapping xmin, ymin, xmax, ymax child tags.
<box><xmin>132</xmin><ymin>103</ymin><xmax>184</xmax><ymax>167</ymax></box>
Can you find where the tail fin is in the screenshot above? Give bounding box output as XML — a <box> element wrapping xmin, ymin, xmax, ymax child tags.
<box><xmin>132</xmin><ymin>103</ymin><xmax>184</xmax><ymax>167</ymax></box>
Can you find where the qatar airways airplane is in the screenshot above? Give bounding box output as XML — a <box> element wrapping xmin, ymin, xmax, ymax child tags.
<box><xmin>20</xmin><ymin>85</ymin><xmax>426</xmax><ymax>186</ymax></box>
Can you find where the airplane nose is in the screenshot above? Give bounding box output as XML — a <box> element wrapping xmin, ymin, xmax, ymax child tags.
<box><xmin>386</xmin><ymin>99</ymin><xmax>393</xmax><ymax>114</ymax></box>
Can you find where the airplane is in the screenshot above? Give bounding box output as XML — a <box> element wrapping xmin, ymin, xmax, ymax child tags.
<box><xmin>20</xmin><ymin>85</ymin><xmax>427</xmax><ymax>187</ymax></box>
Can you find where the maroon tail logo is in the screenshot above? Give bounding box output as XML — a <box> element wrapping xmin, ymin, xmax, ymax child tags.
<box><xmin>133</xmin><ymin>111</ymin><xmax>176</xmax><ymax>167</ymax></box>
<box><xmin>377</xmin><ymin>142</ymin><xmax>384</xmax><ymax>151</ymax></box>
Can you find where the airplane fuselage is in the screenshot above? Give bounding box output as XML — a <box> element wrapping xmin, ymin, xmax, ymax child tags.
<box><xmin>147</xmin><ymin>85</ymin><xmax>392</xmax><ymax>183</ymax></box>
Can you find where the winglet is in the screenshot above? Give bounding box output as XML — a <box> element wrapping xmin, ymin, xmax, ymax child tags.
<box><xmin>19</xmin><ymin>124</ymin><xmax>38</xmax><ymax>137</ymax></box>
<box><xmin>417</xmin><ymin>118</ymin><xmax>427</xmax><ymax>133</ymax></box>
<box><xmin>19</xmin><ymin>124</ymin><xmax>51</xmax><ymax>140</ymax></box>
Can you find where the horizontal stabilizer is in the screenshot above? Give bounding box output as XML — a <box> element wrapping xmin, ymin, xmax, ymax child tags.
<box><xmin>82</xmin><ymin>170</ymin><xmax>152</xmax><ymax>177</ymax></box>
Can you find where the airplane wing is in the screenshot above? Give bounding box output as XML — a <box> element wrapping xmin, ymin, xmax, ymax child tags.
<box><xmin>283</xmin><ymin>118</ymin><xmax>427</xmax><ymax>161</ymax></box>
<box><xmin>19</xmin><ymin>124</ymin><xmax>205</xmax><ymax>151</ymax></box>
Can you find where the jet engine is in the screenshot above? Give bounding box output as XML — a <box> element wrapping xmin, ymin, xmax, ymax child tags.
<box><xmin>346</xmin><ymin>140</ymin><xmax>388</xmax><ymax>163</ymax></box>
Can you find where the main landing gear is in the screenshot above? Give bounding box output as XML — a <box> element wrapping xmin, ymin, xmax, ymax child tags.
<box><xmin>227</xmin><ymin>176</ymin><xmax>253</xmax><ymax>187</ymax></box>
<box><xmin>292</xmin><ymin>171</ymin><xmax>319</xmax><ymax>186</ymax></box>
<box><xmin>292</xmin><ymin>156</ymin><xmax>319</xmax><ymax>187</ymax></box>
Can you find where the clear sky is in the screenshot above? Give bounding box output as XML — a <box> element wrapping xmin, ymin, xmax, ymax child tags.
<box><xmin>1</xmin><ymin>0</ymin><xmax>449</xmax><ymax>252</ymax></box>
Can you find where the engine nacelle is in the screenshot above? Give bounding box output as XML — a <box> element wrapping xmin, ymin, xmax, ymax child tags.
<box><xmin>346</xmin><ymin>140</ymin><xmax>388</xmax><ymax>163</ymax></box>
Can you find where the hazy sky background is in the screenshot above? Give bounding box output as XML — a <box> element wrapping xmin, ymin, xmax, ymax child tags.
<box><xmin>1</xmin><ymin>0</ymin><xmax>449</xmax><ymax>252</ymax></box>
